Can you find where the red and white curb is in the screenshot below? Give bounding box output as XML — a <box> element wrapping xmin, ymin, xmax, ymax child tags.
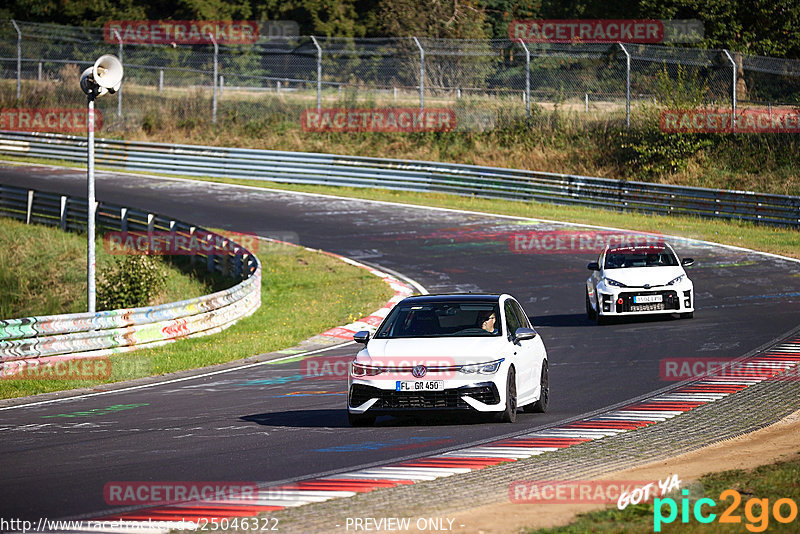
<box><xmin>74</xmin><ymin>339</ymin><xmax>800</xmax><ymax>533</ymax></box>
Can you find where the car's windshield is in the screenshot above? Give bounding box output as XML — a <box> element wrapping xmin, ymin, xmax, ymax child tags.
<box><xmin>604</xmin><ymin>247</ymin><xmax>678</xmax><ymax>269</ymax></box>
<box><xmin>375</xmin><ymin>301</ymin><xmax>502</xmax><ymax>338</ymax></box>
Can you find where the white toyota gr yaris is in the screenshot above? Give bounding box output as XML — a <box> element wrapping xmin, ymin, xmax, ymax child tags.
<box><xmin>347</xmin><ymin>294</ymin><xmax>549</xmax><ymax>426</ymax></box>
<box><xmin>586</xmin><ymin>241</ymin><xmax>695</xmax><ymax>324</ymax></box>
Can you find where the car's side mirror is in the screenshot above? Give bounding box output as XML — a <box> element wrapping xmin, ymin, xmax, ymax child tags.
<box><xmin>514</xmin><ymin>327</ymin><xmax>537</xmax><ymax>342</ymax></box>
<box><xmin>587</xmin><ymin>262</ymin><xmax>600</xmax><ymax>271</ymax></box>
<box><xmin>353</xmin><ymin>331</ymin><xmax>370</xmax><ymax>344</ymax></box>
<box><xmin>681</xmin><ymin>258</ymin><xmax>695</xmax><ymax>267</ymax></box>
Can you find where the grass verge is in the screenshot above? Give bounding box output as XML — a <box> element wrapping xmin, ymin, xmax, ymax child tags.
<box><xmin>0</xmin><ymin>217</ymin><xmax>213</xmax><ymax>318</ymax></box>
<box><xmin>527</xmin><ymin>454</ymin><xmax>800</xmax><ymax>533</ymax></box>
<box><xmin>0</xmin><ymin>227</ymin><xmax>393</xmax><ymax>399</ymax></box>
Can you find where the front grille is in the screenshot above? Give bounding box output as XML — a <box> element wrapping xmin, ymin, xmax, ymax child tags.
<box><xmin>616</xmin><ymin>290</ymin><xmax>679</xmax><ymax>313</ymax></box>
<box><xmin>349</xmin><ymin>384</ymin><xmax>500</xmax><ymax>410</ymax></box>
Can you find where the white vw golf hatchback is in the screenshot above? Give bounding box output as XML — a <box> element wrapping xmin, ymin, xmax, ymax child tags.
<box><xmin>347</xmin><ymin>294</ymin><xmax>549</xmax><ymax>426</ymax></box>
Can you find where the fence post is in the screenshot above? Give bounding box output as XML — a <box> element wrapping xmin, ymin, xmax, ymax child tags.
<box><xmin>618</xmin><ymin>42</ymin><xmax>631</xmax><ymax>129</ymax></box>
<box><xmin>722</xmin><ymin>49</ymin><xmax>737</xmax><ymax>116</ymax></box>
<box><xmin>158</xmin><ymin>69</ymin><xmax>163</xmax><ymax>92</ymax></box>
<box><xmin>11</xmin><ymin>20</ymin><xmax>21</xmax><ymax>100</ymax></box>
<box><xmin>516</xmin><ymin>40</ymin><xmax>531</xmax><ymax>118</ymax></box>
<box><xmin>38</xmin><ymin>62</ymin><xmax>42</xmax><ymax>81</ymax></box>
<box><xmin>207</xmin><ymin>33</ymin><xmax>218</xmax><ymax>123</ymax></box>
<box><xmin>60</xmin><ymin>195</ymin><xmax>68</xmax><ymax>230</ymax></box>
<box><xmin>26</xmin><ymin>190</ymin><xmax>33</xmax><ymax>224</ymax></box>
<box><xmin>412</xmin><ymin>37</ymin><xmax>424</xmax><ymax>110</ymax></box>
<box><xmin>310</xmin><ymin>36</ymin><xmax>322</xmax><ymax>111</ymax></box>
<box><xmin>113</xmin><ymin>29</ymin><xmax>123</xmax><ymax>118</ymax></box>
<box><xmin>219</xmin><ymin>75</ymin><xmax>224</xmax><ymax>96</ymax></box>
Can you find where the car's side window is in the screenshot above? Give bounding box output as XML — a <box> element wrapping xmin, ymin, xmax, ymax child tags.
<box><xmin>512</xmin><ymin>300</ymin><xmax>531</xmax><ymax>328</ymax></box>
<box><xmin>504</xmin><ymin>301</ymin><xmax>521</xmax><ymax>339</ymax></box>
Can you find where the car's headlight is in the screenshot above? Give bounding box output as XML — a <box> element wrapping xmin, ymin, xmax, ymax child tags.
<box><xmin>603</xmin><ymin>277</ymin><xmax>627</xmax><ymax>288</ymax></box>
<box><xmin>351</xmin><ymin>362</ymin><xmax>382</xmax><ymax>377</ymax></box>
<box><xmin>458</xmin><ymin>359</ymin><xmax>504</xmax><ymax>375</ymax></box>
<box><xmin>667</xmin><ymin>274</ymin><xmax>686</xmax><ymax>286</ymax></box>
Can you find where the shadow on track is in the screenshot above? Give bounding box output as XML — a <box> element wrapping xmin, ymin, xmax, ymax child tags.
<box><xmin>241</xmin><ymin>410</ymin><xmax>529</xmax><ymax>428</ymax></box>
<box><xmin>533</xmin><ymin>313</ymin><xmax>688</xmax><ymax>327</ymax></box>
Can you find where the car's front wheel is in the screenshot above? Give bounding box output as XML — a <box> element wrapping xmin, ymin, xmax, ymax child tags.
<box><xmin>495</xmin><ymin>367</ymin><xmax>517</xmax><ymax>423</ymax></box>
<box><xmin>347</xmin><ymin>411</ymin><xmax>376</xmax><ymax>427</ymax></box>
<box><xmin>586</xmin><ymin>290</ymin><xmax>597</xmax><ymax>321</ymax></box>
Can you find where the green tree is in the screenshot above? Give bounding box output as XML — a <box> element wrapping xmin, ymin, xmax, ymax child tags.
<box><xmin>378</xmin><ymin>0</ymin><xmax>490</xmax><ymax>39</ymax></box>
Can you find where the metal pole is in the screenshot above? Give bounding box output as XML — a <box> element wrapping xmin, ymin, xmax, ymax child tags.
<box><xmin>517</xmin><ymin>40</ymin><xmax>531</xmax><ymax>118</ymax></box>
<box><xmin>113</xmin><ymin>29</ymin><xmax>123</xmax><ymax>118</ymax></box>
<box><xmin>159</xmin><ymin>69</ymin><xmax>163</xmax><ymax>92</ymax></box>
<box><xmin>412</xmin><ymin>37</ymin><xmax>424</xmax><ymax>110</ymax></box>
<box><xmin>722</xmin><ymin>49</ymin><xmax>737</xmax><ymax>116</ymax></box>
<box><xmin>11</xmin><ymin>20</ymin><xmax>21</xmax><ymax>100</ymax></box>
<box><xmin>207</xmin><ymin>33</ymin><xmax>218</xmax><ymax>123</ymax></box>
<box><xmin>618</xmin><ymin>43</ymin><xmax>631</xmax><ymax>129</ymax></box>
<box><xmin>87</xmin><ymin>95</ymin><xmax>96</xmax><ymax>313</ymax></box>
<box><xmin>310</xmin><ymin>36</ymin><xmax>322</xmax><ymax>110</ymax></box>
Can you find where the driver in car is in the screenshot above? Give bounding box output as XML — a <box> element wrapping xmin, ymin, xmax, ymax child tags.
<box><xmin>479</xmin><ymin>311</ymin><xmax>498</xmax><ymax>334</ymax></box>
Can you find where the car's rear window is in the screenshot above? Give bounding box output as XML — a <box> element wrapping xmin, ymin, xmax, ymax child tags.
<box><xmin>375</xmin><ymin>302</ymin><xmax>502</xmax><ymax>338</ymax></box>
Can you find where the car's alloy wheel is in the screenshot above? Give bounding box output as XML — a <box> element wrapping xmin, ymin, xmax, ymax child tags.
<box><xmin>496</xmin><ymin>367</ymin><xmax>517</xmax><ymax>423</ymax></box>
<box><xmin>348</xmin><ymin>411</ymin><xmax>376</xmax><ymax>427</ymax></box>
<box><xmin>586</xmin><ymin>290</ymin><xmax>597</xmax><ymax>321</ymax></box>
<box><xmin>529</xmin><ymin>361</ymin><xmax>549</xmax><ymax>413</ymax></box>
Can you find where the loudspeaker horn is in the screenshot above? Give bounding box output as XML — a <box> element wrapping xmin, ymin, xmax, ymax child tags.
<box><xmin>92</xmin><ymin>54</ymin><xmax>123</xmax><ymax>94</ymax></box>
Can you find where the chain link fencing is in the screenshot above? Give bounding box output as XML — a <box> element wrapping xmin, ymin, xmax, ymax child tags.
<box><xmin>2</xmin><ymin>19</ymin><xmax>800</xmax><ymax>133</ymax></box>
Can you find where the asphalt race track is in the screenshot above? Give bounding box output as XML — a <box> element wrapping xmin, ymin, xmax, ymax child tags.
<box><xmin>2</xmin><ymin>164</ymin><xmax>800</xmax><ymax>522</ymax></box>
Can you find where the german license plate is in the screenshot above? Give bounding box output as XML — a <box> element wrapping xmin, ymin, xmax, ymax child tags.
<box><xmin>396</xmin><ymin>380</ymin><xmax>444</xmax><ymax>391</ymax></box>
<box><xmin>634</xmin><ymin>295</ymin><xmax>663</xmax><ymax>304</ymax></box>
<box><xmin>631</xmin><ymin>303</ymin><xmax>665</xmax><ymax>311</ymax></box>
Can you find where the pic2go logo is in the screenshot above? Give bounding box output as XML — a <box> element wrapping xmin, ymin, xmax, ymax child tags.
<box><xmin>654</xmin><ymin>489</ymin><xmax>799</xmax><ymax>532</ymax></box>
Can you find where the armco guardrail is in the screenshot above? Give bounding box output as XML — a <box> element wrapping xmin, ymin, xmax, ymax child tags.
<box><xmin>1</xmin><ymin>131</ymin><xmax>798</xmax><ymax>227</ymax></box>
<box><xmin>0</xmin><ymin>183</ymin><xmax>261</xmax><ymax>365</ymax></box>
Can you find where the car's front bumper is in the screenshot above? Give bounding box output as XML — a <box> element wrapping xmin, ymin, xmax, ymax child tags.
<box><xmin>347</xmin><ymin>378</ymin><xmax>505</xmax><ymax>415</ymax></box>
<box><xmin>596</xmin><ymin>284</ymin><xmax>694</xmax><ymax>316</ymax></box>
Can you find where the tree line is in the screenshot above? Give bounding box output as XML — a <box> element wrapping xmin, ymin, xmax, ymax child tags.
<box><xmin>2</xmin><ymin>0</ymin><xmax>798</xmax><ymax>58</ymax></box>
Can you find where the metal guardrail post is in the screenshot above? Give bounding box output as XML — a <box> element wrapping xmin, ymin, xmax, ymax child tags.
<box><xmin>11</xmin><ymin>20</ymin><xmax>21</xmax><ymax>100</ymax></box>
<box><xmin>113</xmin><ymin>29</ymin><xmax>123</xmax><ymax>118</ymax></box>
<box><xmin>516</xmin><ymin>40</ymin><xmax>531</xmax><ymax>119</ymax></box>
<box><xmin>618</xmin><ymin>43</ymin><xmax>631</xmax><ymax>129</ymax></box>
<box><xmin>207</xmin><ymin>33</ymin><xmax>218</xmax><ymax>124</ymax></box>
<box><xmin>310</xmin><ymin>36</ymin><xmax>322</xmax><ymax>111</ymax></box>
<box><xmin>412</xmin><ymin>37</ymin><xmax>424</xmax><ymax>110</ymax></box>
<box><xmin>722</xmin><ymin>49</ymin><xmax>737</xmax><ymax>117</ymax></box>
